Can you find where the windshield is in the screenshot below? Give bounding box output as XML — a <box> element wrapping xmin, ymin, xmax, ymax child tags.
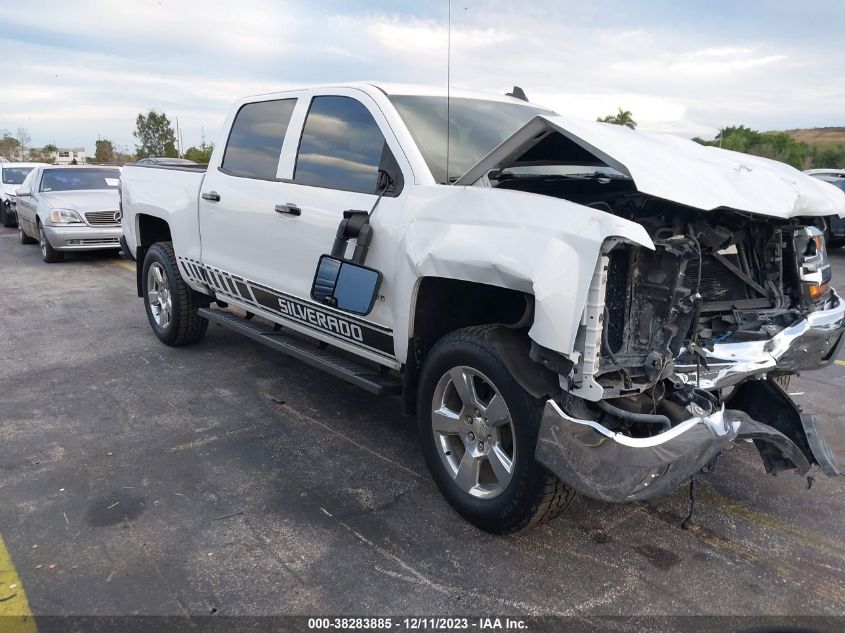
<box><xmin>40</xmin><ymin>168</ymin><xmax>121</xmax><ymax>192</ymax></box>
<box><xmin>2</xmin><ymin>167</ymin><xmax>34</xmax><ymax>185</ymax></box>
<box><xmin>389</xmin><ymin>95</ymin><xmax>554</xmax><ymax>184</ymax></box>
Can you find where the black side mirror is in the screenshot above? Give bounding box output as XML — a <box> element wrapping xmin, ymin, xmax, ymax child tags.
<box><xmin>377</xmin><ymin>169</ymin><xmax>394</xmax><ymax>192</ymax></box>
<box><xmin>311</xmin><ymin>255</ymin><xmax>382</xmax><ymax>315</ymax></box>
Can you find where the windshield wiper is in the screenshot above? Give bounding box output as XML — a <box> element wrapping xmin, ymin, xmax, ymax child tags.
<box><xmin>493</xmin><ymin>171</ymin><xmax>578</xmax><ymax>182</ymax></box>
<box><xmin>494</xmin><ymin>169</ymin><xmax>629</xmax><ymax>181</ymax></box>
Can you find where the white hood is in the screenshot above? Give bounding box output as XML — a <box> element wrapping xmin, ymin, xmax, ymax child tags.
<box><xmin>455</xmin><ymin>115</ymin><xmax>845</xmax><ymax>220</ymax></box>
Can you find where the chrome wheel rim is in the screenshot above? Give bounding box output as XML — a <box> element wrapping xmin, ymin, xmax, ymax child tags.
<box><xmin>431</xmin><ymin>366</ymin><xmax>516</xmax><ymax>499</ymax></box>
<box><xmin>146</xmin><ymin>262</ymin><xmax>172</xmax><ymax>329</ymax></box>
<box><xmin>39</xmin><ymin>227</ymin><xmax>47</xmax><ymax>257</ymax></box>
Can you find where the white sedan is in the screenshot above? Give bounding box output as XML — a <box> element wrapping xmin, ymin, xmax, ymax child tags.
<box><xmin>15</xmin><ymin>165</ymin><xmax>123</xmax><ymax>263</ymax></box>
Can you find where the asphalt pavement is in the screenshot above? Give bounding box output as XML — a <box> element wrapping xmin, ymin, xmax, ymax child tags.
<box><xmin>1</xmin><ymin>226</ymin><xmax>844</xmax><ymax>622</ymax></box>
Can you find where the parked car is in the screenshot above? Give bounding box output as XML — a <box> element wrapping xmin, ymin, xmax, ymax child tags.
<box><xmin>0</xmin><ymin>162</ymin><xmax>46</xmax><ymax>227</ymax></box>
<box><xmin>135</xmin><ymin>157</ymin><xmax>198</xmax><ymax>167</ymax></box>
<box><xmin>806</xmin><ymin>169</ymin><xmax>845</xmax><ymax>247</ymax></box>
<box><xmin>120</xmin><ymin>83</ymin><xmax>845</xmax><ymax>533</ymax></box>
<box><xmin>16</xmin><ymin>165</ymin><xmax>123</xmax><ymax>263</ymax></box>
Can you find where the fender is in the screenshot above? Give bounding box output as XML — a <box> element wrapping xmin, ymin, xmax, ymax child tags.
<box><xmin>392</xmin><ymin>185</ymin><xmax>653</xmax><ymax>360</ymax></box>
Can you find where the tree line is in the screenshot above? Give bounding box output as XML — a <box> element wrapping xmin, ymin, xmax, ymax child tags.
<box><xmin>595</xmin><ymin>108</ymin><xmax>844</xmax><ymax>170</ymax></box>
<box><xmin>0</xmin><ymin>109</ymin><xmax>213</xmax><ymax>166</ymax></box>
<box><xmin>692</xmin><ymin>125</ymin><xmax>845</xmax><ymax>170</ymax></box>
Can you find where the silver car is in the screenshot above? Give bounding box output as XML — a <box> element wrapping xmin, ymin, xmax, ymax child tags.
<box><xmin>15</xmin><ymin>165</ymin><xmax>123</xmax><ymax>263</ymax></box>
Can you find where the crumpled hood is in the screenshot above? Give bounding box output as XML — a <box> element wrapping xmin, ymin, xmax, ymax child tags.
<box><xmin>456</xmin><ymin>115</ymin><xmax>845</xmax><ymax>220</ymax></box>
<box><xmin>41</xmin><ymin>189</ymin><xmax>119</xmax><ymax>212</ymax></box>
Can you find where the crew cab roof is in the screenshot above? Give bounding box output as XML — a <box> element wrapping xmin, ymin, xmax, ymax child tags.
<box><xmin>243</xmin><ymin>82</ymin><xmax>534</xmax><ymax>106</ymax></box>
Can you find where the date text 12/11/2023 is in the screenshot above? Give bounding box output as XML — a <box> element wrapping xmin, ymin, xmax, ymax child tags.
<box><xmin>307</xmin><ymin>617</ymin><xmax>528</xmax><ymax>630</ymax></box>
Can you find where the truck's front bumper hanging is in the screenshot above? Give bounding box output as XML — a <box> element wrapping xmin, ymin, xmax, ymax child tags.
<box><xmin>536</xmin><ymin>385</ymin><xmax>840</xmax><ymax>503</ymax></box>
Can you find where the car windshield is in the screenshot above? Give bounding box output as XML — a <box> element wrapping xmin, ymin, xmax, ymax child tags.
<box><xmin>2</xmin><ymin>167</ymin><xmax>34</xmax><ymax>185</ymax></box>
<box><xmin>40</xmin><ymin>168</ymin><xmax>121</xmax><ymax>192</ymax></box>
<box><xmin>388</xmin><ymin>95</ymin><xmax>554</xmax><ymax>184</ymax></box>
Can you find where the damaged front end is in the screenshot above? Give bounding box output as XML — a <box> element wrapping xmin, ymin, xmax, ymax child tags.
<box><xmin>459</xmin><ymin>114</ymin><xmax>845</xmax><ymax>502</ymax></box>
<box><xmin>534</xmin><ymin>214</ymin><xmax>845</xmax><ymax>501</ymax></box>
<box><xmin>535</xmin><ymin>215</ymin><xmax>844</xmax><ymax>501</ymax></box>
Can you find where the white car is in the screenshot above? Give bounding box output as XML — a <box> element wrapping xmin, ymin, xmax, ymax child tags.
<box><xmin>0</xmin><ymin>162</ymin><xmax>46</xmax><ymax>227</ymax></box>
<box><xmin>16</xmin><ymin>165</ymin><xmax>123</xmax><ymax>262</ymax></box>
<box><xmin>120</xmin><ymin>83</ymin><xmax>845</xmax><ymax>533</ymax></box>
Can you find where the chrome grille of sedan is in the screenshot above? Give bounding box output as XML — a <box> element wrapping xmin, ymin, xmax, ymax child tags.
<box><xmin>85</xmin><ymin>210</ymin><xmax>122</xmax><ymax>226</ymax></box>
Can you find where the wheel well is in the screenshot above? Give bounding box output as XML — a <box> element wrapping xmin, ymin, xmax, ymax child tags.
<box><xmin>134</xmin><ymin>215</ymin><xmax>172</xmax><ymax>296</ymax></box>
<box><xmin>412</xmin><ymin>277</ymin><xmax>531</xmax><ymax>346</ymax></box>
<box><xmin>137</xmin><ymin>214</ymin><xmax>172</xmax><ymax>248</ymax></box>
<box><xmin>402</xmin><ymin>277</ymin><xmax>538</xmax><ymax>415</ymax></box>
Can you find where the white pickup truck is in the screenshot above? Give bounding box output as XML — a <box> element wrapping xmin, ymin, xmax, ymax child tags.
<box><xmin>120</xmin><ymin>83</ymin><xmax>845</xmax><ymax>533</ymax></box>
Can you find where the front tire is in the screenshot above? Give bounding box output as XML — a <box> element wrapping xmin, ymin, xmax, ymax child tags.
<box><xmin>417</xmin><ymin>326</ymin><xmax>575</xmax><ymax>534</ymax></box>
<box><xmin>38</xmin><ymin>223</ymin><xmax>64</xmax><ymax>263</ymax></box>
<box><xmin>19</xmin><ymin>224</ymin><xmax>36</xmax><ymax>244</ymax></box>
<box><xmin>142</xmin><ymin>241</ymin><xmax>209</xmax><ymax>346</ymax></box>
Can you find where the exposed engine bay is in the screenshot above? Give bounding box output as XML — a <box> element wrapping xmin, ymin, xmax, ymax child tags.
<box><xmin>495</xmin><ymin>171</ymin><xmax>836</xmax><ymax>393</ymax></box>
<box><xmin>490</xmin><ymin>164</ymin><xmax>843</xmax><ymax>496</ymax></box>
<box><xmin>453</xmin><ymin>113</ymin><xmax>845</xmax><ymax>502</ymax></box>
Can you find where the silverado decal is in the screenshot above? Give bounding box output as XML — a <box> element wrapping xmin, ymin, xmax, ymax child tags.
<box><xmin>178</xmin><ymin>256</ymin><xmax>394</xmax><ymax>357</ymax></box>
<box><xmin>276</xmin><ymin>296</ymin><xmax>364</xmax><ymax>342</ymax></box>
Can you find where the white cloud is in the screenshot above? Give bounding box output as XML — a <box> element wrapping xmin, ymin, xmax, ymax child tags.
<box><xmin>1</xmin><ymin>0</ymin><xmax>843</xmax><ymax>153</ymax></box>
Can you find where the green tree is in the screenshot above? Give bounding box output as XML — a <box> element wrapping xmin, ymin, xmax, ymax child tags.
<box><xmin>0</xmin><ymin>132</ymin><xmax>21</xmax><ymax>159</ymax></box>
<box><xmin>183</xmin><ymin>142</ymin><xmax>214</xmax><ymax>163</ymax></box>
<box><xmin>95</xmin><ymin>139</ymin><xmax>115</xmax><ymax>163</ymax></box>
<box><xmin>699</xmin><ymin>125</ymin><xmax>820</xmax><ymax>169</ymax></box>
<box><xmin>597</xmin><ymin>107</ymin><xmax>637</xmax><ymax>129</ymax></box>
<box><xmin>133</xmin><ymin>110</ymin><xmax>178</xmax><ymax>159</ymax></box>
<box><xmin>40</xmin><ymin>144</ymin><xmax>58</xmax><ymax>163</ymax></box>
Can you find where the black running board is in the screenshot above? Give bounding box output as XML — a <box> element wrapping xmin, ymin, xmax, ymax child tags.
<box><xmin>198</xmin><ymin>307</ymin><xmax>401</xmax><ymax>396</ymax></box>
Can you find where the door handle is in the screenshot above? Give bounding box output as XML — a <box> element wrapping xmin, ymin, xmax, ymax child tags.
<box><xmin>275</xmin><ymin>203</ymin><xmax>301</xmax><ymax>216</ymax></box>
<box><xmin>201</xmin><ymin>191</ymin><xmax>221</xmax><ymax>202</ymax></box>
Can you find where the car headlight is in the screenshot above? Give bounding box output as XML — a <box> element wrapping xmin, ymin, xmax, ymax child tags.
<box><xmin>48</xmin><ymin>208</ymin><xmax>84</xmax><ymax>224</ymax></box>
<box><xmin>791</xmin><ymin>225</ymin><xmax>832</xmax><ymax>302</ymax></box>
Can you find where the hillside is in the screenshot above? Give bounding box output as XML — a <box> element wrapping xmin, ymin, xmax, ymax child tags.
<box><xmin>786</xmin><ymin>127</ymin><xmax>845</xmax><ymax>150</ymax></box>
<box><xmin>698</xmin><ymin>125</ymin><xmax>845</xmax><ymax>169</ymax></box>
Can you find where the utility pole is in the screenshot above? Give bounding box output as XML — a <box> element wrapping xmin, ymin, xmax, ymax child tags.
<box><xmin>175</xmin><ymin>117</ymin><xmax>183</xmax><ymax>157</ymax></box>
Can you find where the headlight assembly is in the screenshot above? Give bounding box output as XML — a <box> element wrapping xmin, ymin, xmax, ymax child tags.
<box><xmin>47</xmin><ymin>208</ymin><xmax>84</xmax><ymax>224</ymax></box>
<box><xmin>790</xmin><ymin>225</ymin><xmax>832</xmax><ymax>303</ymax></box>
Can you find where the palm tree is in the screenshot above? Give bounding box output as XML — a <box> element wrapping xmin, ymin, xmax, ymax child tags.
<box><xmin>597</xmin><ymin>107</ymin><xmax>637</xmax><ymax>130</ymax></box>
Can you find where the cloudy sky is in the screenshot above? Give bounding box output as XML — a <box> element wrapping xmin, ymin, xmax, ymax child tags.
<box><xmin>2</xmin><ymin>0</ymin><xmax>843</xmax><ymax>154</ymax></box>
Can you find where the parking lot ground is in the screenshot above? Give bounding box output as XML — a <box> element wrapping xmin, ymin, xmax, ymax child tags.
<box><xmin>1</xmin><ymin>225</ymin><xmax>845</xmax><ymax>621</ymax></box>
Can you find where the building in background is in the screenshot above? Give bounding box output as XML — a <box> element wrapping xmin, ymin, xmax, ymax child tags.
<box><xmin>54</xmin><ymin>148</ymin><xmax>87</xmax><ymax>164</ymax></box>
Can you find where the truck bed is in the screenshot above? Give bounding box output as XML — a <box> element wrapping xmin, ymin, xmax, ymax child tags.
<box><xmin>119</xmin><ymin>164</ymin><xmax>208</xmax><ymax>267</ymax></box>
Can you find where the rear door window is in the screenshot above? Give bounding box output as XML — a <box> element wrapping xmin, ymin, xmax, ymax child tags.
<box><xmin>222</xmin><ymin>99</ymin><xmax>297</xmax><ymax>180</ymax></box>
<box><xmin>294</xmin><ymin>96</ymin><xmax>392</xmax><ymax>194</ymax></box>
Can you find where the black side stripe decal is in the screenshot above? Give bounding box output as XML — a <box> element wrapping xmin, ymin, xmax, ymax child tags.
<box><xmin>177</xmin><ymin>257</ymin><xmax>394</xmax><ymax>357</ymax></box>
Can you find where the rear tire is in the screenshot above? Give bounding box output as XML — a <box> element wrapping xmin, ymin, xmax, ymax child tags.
<box><xmin>142</xmin><ymin>241</ymin><xmax>209</xmax><ymax>346</ymax></box>
<box><xmin>38</xmin><ymin>222</ymin><xmax>64</xmax><ymax>263</ymax></box>
<box><xmin>19</xmin><ymin>224</ymin><xmax>36</xmax><ymax>245</ymax></box>
<box><xmin>417</xmin><ymin>325</ymin><xmax>575</xmax><ymax>534</ymax></box>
